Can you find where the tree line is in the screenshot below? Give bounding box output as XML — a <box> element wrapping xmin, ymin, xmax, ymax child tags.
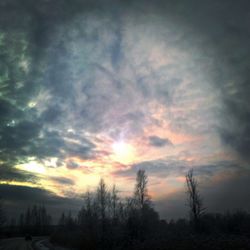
<box><xmin>19</xmin><ymin>204</ymin><xmax>52</xmax><ymax>235</ymax></box>
<box><xmin>0</xmin><ymin>203</ymin><xmax>52</xmax><ymax>237</ymax></box>
<box><xmin>1</xmin><ymin>169</ymin><xmax>250</xmax><ymax>249</ymax></box>
<box><xmin>51</xmin><ymin>169</ymin><xmax>159</xmax><ymax>249</ymax></box>
<box><xmin>50</xmin><ymin>169</ymin><xmax>250</xmax><ymax>250</ymax></box>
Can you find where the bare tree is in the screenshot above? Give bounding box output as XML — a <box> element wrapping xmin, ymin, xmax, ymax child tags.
<box><xmin>111</xmin><ymin>184</ymin><xmax>119</xmax><ymax>220</ymax></box>
<box><xmin>97</xmin><ymin>178</ymin><xmax>108</xmax><ymax>222</ymax></box>
<box><xmin>134</xmin><ymin>169</ymin><xmax>150</xmax><ymax>209</ymax></box>
<box><xmin>186</xmin><ymin>169</ymin><xmax>205</xmax><ymax>230</ymax></box>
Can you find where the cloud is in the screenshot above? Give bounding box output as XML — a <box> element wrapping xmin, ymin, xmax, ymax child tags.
<box><xmin>0</xmin><ymin>0</ymin><xmax>250</xmax><ymax>219</ymax></box>
<box><xmin>0</xmin><ymin>184</ymin><xmax>83</xmax><ymax>221</ymax></box>
<box><xmin>219</xmin><ymin>96</ymin><xmax>250</xmax><ymax>162</ymax></box>
<box><xmin>148</xmin><ymin>136</ymin><xmax>173</xmax><ymax>147</ymax></box>
<box><xmin>0</xmin><ymin>164</ymin><xmax>37</xmax><ymax>183</ymax></box>
<box><xmin>113</xmin><ymin>159</ymin><xmax>187</xmax><ymax>179</ymax></box>
<box><xmin>50</xmin><ymin>177</ymin><xmax>75</xmax><ymax>185</ymax></box>
<box><xmin>67</xmin><ymin>161</ymin><xmax>80</xmax><ymax>170</ymax></box>
<box><xmin>157</xmin><ymin>0</ymin><xmax>250</xmax><ymax>163</ymax></box>
<box><xmin>114</xmin><ymin>159</ymin><xmax>241</xmax><ymax>180</ymax></box>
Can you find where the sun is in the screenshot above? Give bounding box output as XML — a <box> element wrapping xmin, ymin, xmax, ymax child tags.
<box><xmin>112</xmin><ymin>141</ymin><xmax>135</xmax><ymax>164</ymax></box>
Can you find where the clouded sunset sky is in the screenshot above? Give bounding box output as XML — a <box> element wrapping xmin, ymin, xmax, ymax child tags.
<box><xmin>1</xmin><ymin>0</ymin><xmax>250</xmax><ymax>219</ymax></box>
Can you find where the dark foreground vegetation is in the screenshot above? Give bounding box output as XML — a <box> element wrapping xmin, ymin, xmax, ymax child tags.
<box><xmin>0</xmin><ymin>204</ymin><xmax>53</xmax><ymax>238</ymax></box>
<box><xmin>1</xmin><ymin>170</ymin><xmax>250</xmax><ymax>249</ymax></box>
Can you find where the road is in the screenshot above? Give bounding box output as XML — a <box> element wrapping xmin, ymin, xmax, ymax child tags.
<box><xmin>0</xmin><ymin>238</ymin><xmax>34</xmax><ymax>250</ymax></box>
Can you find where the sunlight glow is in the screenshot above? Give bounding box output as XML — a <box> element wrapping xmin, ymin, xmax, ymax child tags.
<box><xmin>0</xmin><ymin>181</ymin><xmax>39</xmax><ymax>188</ymax></box>
<box><xmin>16</xmin><ymin>161</ymin><xmax>46</xmax><ymax>174</ymax></box>
<box><xmin>112</xmin><ymin>141</ymin><xmax>135</xmax><ymax>164</ymax></box>
<box><xmin>28</xmin><ymin>101</ymin><xmax>37</xmax><ymax>108</ymax></box>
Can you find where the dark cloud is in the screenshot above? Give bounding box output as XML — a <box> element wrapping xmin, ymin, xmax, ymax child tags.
<box><xmin>161</xmin><ymin>0</ymin><xmax>250</xmax><ymax>162</ymax></box>
<box><xmin>26</xmin><ymin>130</ymin><xmax>65</xmax><ymax>159</ymax></box>
<box><xmin>0</xmin><ymin>184</ymin><xmax>83</xmax><ymax>221</ymax></box>
<box><xmin>28</xmin><ymin>129</ymin><xmax>96</xmax><ymax>160</ymax></box>
<box><xmin>114</xmin><ymin>159</ymin><xmax>186</xmax><ymax>178</ymax></box>
<box><xmin>0</xmin><ymin>121</ymin><xmax>41</xmax><ymax>149</ymax></box>
<box><xmin>66</xmin><ymin>140</ymin><xmax>96</xmax><ymax>159</ymax></box>
<box><xmin>0</xmin><ymin>100</ymin><xmax>17</xmax><ymax>121</ymax></box>
<box><xmin>148</xmin><ymin>136</ymin><xmax>173</xmax><ymax>147</ymax></box>
<box><xmin>219</xmin><ymin>96</ymin><xmax>250</xmax><ymax>162</ymax></box>
<box><xmin>0</xmin><ymin>184</ymin><xmax>59</xmax><ymax>204</ymax></box>
<box><xmin>67</xmin><ymin>161</ymin><xmax>79</xmax><ymax>170</ymax></box>
<box><xmin>0</xmin><ymin>164</ymin><xmax>37</xmax><ymax>183</ymax></box>
<box><xmin>50</xmin><ymin>177</ymin><xmax>75</xmax><ymax>186</ymax></box>
<box><xmin>41</xmin><ymin>105</ymin><xmax>62</xmax><ymax>123</ymax></box>
<box><xmin>0</xmin><ymin>119</ymin><xmax>43</xmax><ymax>167</ymax></box>
<box><xmin>114</xmin><ymin>159</ymin><xmax>241</xmax><ymax>180</ymax></box>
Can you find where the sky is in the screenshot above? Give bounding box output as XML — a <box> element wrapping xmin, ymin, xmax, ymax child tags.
<box><xmin>0</xmin><ymin>0</ymin><xmax>250</xmax><ymax>220</ymax></box>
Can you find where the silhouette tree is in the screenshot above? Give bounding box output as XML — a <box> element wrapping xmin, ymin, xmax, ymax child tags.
<box><xmin>110</xmin><ymin>184</ymin><xmax>119</xmax><ymax>221</ymax></box>
<box><xmin>185</xmin><ymin>169</ymin><xmax>205</xmax><ymax>231</ymax></box>
<box><xmin>52</xmin><ymin>170</ymin><xmax>161</xmax><ymax>249</ymax></box>
<box><xmin>20</xmin><ymin>205</ymin><xmax>52</xmax><ymax>235</ymax></box>
<box><xmin>128</xmin><ymin>169</ymin><xmax>158</xmax><ymax>241</ymax></box>
<box><xmin>97</xmin><ymin>178</ymin><xmax>108</xmax><ymax>222</ymax></box>
<box><xmin>134</xmin><ymin>169</ymin><xmax>150</xmax><ymax>209</ymax></box>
